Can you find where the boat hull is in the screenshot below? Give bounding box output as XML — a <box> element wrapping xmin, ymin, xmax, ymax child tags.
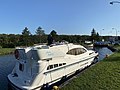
<box><xmin>7</xmin><ymin>43</ymin><xmax>98</xmax><ymax>90</ymax></box>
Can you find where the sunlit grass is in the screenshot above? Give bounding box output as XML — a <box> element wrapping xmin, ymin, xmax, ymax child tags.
<box><xmin>0</xmin><ymin>48</ymin><xmax>15</xmax><ymax>55</ymax></box>
<box><xmin>61</xmin><ymin>46</ymin><xmax>120</xmax><ymax>90</ymax></box>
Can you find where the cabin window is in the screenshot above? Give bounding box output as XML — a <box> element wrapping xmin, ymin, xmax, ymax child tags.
<box><xmin>54</xmin><ymin>64</ymin><xmax>58</xmax><ymax>68</ymax></box>
<box><xmin>59</xmin><ymin>63</ymin><xmax>62</xmax><ymax>66</ymax></box>
<box><xmin>47</xmin><ymin>65</ymin><xmax>53</xmax><ymax>70</ymax></box>
<box><xmin>67</xmin><ymin>48</ymin><xmax>86</xmax><ymax>55</ymax></box>
<box><xmin>63</xmin><ymin>63</ymin><xmax>66</xmax><ymax>65</ymax></box>
<box><xmin>49</xmin><ymin>65</ymin><xmax>53</xmax><ymax>69</ymax></box>
<box><xmin>47</xmin><ymin>66</ymin><xmax>49</xmax><ymax>70</ymax></box>
<box><xmin>19</xmin><ymin>63</ymin><xmax>24</xmax><ymax>71</ymax></box>
<box><xmin>47</xmin><ymin>63</ymin><xmax>66</xmax><ymax>70</ymax></box>
<box><xmin>67</xmin><ymin>49</ymin><xmax>75</xmax><ymax>55</ymax></box>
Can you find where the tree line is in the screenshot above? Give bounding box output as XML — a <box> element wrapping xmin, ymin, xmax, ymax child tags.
<box><xmin>0</xmin><ymin>27</ymin><xmax>112</xmax><ymax>48</ymax></box>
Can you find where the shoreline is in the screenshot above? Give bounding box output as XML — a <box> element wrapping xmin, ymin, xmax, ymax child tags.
<box><xmin>0</xmin><ymin>48</ymin><xmax>15</xmax><ymax>56</ymax></box>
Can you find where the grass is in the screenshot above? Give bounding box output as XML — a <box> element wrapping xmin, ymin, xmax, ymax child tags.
<box><xmin>61</xmin><ymin>46</ymin><xmax>120</xmax><ymax>90</ymax></box>
<box><xmin>0</xmin><ymin>48</ymin><xmax>15</xmax><ymax>55</ymax></box>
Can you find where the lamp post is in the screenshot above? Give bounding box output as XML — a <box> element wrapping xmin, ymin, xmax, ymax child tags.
<box><xmin>110</xmin><ymin>1</ymin><xmax>120</xmax><ymax>5</ymax></box>
<box><xmin>100</xmin><ymin>29</ymin><xmax>104</xmax><ymax>36</ymax></box>
<box><xmin>112</xmin><ymin>28</ymin><xmax>117</xmax><ymax>36</ymax></box>
<box><xmin>100</xmin><ymin>29</ymin><xmax>104</xmax><ymax>41</ymax></box>
<box><xmin>112</xmin><ymin>28</ymin><xmax>119</xmax><ymax>42</ymax></box>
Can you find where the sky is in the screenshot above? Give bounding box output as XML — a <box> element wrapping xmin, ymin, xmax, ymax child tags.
<box><xmin>0</xmin><ymin>0</ymin><xmax>120</xmax><ymax>36</ymax></box>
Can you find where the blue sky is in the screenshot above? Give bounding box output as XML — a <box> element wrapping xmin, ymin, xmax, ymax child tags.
<box><xmin>0</xmin><ymin>0</ymin><xmax>120</xmax><ymax>36</ymax></box>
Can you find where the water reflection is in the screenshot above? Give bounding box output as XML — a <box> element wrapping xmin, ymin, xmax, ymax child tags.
<box><xmin>94</xmin><ymin>47</ymin><xmax>113</xmax><ymax>60</ymax></box>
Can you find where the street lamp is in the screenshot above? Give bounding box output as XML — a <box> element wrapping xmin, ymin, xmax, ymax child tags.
<box><xmin>112</xmin><ymin>28</ymin><xmax>117</xmax><ymax>36</ymax></box>
<box><xmin>100</xmin><ymin>29</ymin><xmax>104</xmax><ymax>36</ymax></box>
<box><xmin>110</xmin><ymin>1</ymin><xmax>120</xmax><ymax>5</ymax></box>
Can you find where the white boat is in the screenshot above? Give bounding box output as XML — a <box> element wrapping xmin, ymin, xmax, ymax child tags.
<box><xmin>8</xmin><ymin>43</ymin><xmax>98</xmax><ymax>90</ymax></box>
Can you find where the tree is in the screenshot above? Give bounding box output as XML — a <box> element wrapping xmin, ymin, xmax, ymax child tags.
<box><xmin>91</xmin><ymin>28</ymin><xmax>101</xmax><ymax>41</ymax></box>
<box><xmin>50</xmin><ymin>30</ymin><xmax>57</xmax><ymax>36</ymax></box>
<box><xmin>91</xmin><ymin>28</ymin><xmax>97</xmax><ymax>42</ymax></box>
<box><xmin>22</xmin><ymin>27</ymin><xmax>31</xmax><ymax>35</ymax></box>
<box><xmin>35</xmin><ymin>26</ymin><xmax>45</xmax><ymax>36</ymax></box>
<box><xmin>21</xmin><ymin>27</ymin><xmax>32</xmax><ymax>46</ymax></box>
<box><xmin>96</xmin><ymin>32</ymin><xmax>99</xmax><ymax>36</ymax></box>
<box><xmin>35</xmin><ymin>26</ymin><xmax>45</xmax><ymax>43</ymax></box>
<box><xmin>96</xmin><ymin>32</ymin><xmax>100</xmax><ymax>41</ymax></box>
<box><xmin>49</xmin><ymin>30</ymin><xmax>58</xmax><ymax>42</ymax></box>
<box><xmin>91</xmin><ymin>28</ymin><xmax>96</xmax><ymax>36</ymax></box>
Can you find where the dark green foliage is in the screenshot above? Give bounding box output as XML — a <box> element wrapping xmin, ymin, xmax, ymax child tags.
<box><xmin>49</xmin><ymin>30</ymin><xmax>58</xmax><ymax>42</ymax></box>
<box><xmin>0</xmin><ymin>26</ymin><xmax>113</xmax><ymax>48</ymax></box>
<box><xmin>0</xmin><ymin>34</ymin><xmax>48</xmax><ymax>48</ymax></box>
<box><xmin>91</xmin><ymin>28</ymin><xmax>96</xmax><ymax>36</ymax></box>
<box><xmin>0</xmin><ymin>33</ymin><xmax>110</xmax><ymax>48</ymax></box>
<box><xmin>35</xmin><ymin>27</ymin><xmax>45</xmax><ymax>43</ymax></box>
<box><xmin>0</xmin><ymin>34</ymin><xmax>86</xmax><ymax>47</ymax></box>
<box><xmin>22</xmin><ymin>27</ymin><xmax>31</xmax><ymax>35</ymax></box>
<box><xmin>50</xmin><ymin>30</ymin><xmax>57</xmax><ymax>36</ymax></box>
<box><xmin>35</xmin><ymin>26</ymin><xmax>45</xmax><ymax>36</ymax></box>
<box><xmin>91</xmin><ymin>28</ymin><xmax>100</xmax><ymax>41</ymax></box>
<box><xmin>2</xmin><ymin>43</ymin><xmax>15</xmax><ymax>48</ymax></box>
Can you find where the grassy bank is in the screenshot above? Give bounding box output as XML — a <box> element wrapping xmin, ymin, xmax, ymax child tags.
<box><xmin>0</xmin><ymin>48</ymin><xmax>15</xmax><ymax>55</ymax></box>
<box><xmin>61</xmin><ymin>47</ymin><xmax>120</xmax><ymax>90</ymax></box>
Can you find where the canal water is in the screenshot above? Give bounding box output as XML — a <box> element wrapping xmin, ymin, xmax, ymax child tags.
<box><xmin>0</xmin><ymin>47</ymin><xmax>113</xmax><ymax>90</ymax></box>
<box><xmin>0</xmin><ymin>55</ymin><xmax>16</xmax><ymax>90</ymax></box>
<box><xmin>94</xmin><ymin>47</ymin><xmax>113</xmax><ymax>60</ymax></box>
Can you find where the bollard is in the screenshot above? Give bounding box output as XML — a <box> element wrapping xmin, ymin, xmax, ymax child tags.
<box><xmin>53</xmin><ymin>86</ymin><xmax>59</xmax><ymax>90</ymax></box>
<box><xmin>105</xmin><ymin>54</ymin><xmax>109</xmax><ymax>58</ymax></box>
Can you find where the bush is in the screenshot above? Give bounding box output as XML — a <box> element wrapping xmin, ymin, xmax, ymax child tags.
<box><xmin>2</xmin><ymin>43</ymin><xmax>15</xmax><ymax>48</ymax></box>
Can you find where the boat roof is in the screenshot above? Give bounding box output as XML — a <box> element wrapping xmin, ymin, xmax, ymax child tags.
<box><xmin>16</xmin><ymin>43</ymin><xmax>87</xmax><ymax>55</ymax></box>
<box><xmin>33</xmin><ymin>43</ymin><xmax>85</xmax><ymax>50</ymax></box>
